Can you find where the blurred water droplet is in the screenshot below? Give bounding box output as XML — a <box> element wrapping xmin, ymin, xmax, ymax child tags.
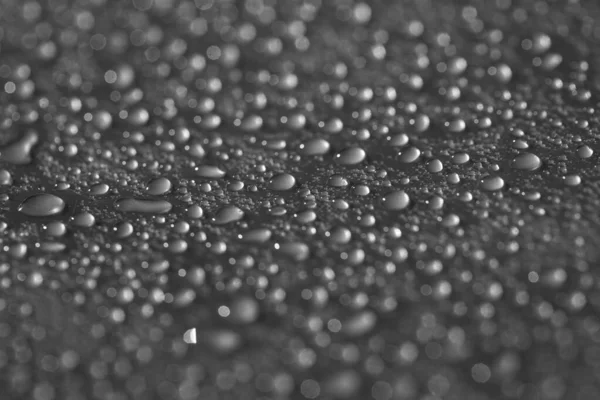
<box><xmin>115</xmin><ymin>198</ymin><xmax>173</xmax><ymax>213</ymax></box>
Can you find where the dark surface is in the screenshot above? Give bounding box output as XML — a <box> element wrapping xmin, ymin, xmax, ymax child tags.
<box><xmin>1</xmin><ymin>0</ymin><xmax>600</xmax><ymax>399</ymax></box>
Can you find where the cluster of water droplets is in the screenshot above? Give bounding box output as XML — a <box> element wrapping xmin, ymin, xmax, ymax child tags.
<box><xmin>0</xmin><ymin>0</ymin><xmax>599</xmax><ymax>399</ymax></box>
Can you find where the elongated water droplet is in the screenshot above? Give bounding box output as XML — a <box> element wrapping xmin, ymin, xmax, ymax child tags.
<box><xmin>398</xmin><ymin>146</ymin><xmax>421</xmax><ymax>163</ymax></box>
<box><xmin>18</xmin><ymin>193</ymin><xmax>66</xmax><ymax>217</ymax></box>
<box><xmin>212</xmin><ymin>205</ymin><xmax>244</xmax><ymax>225</ymax></box>
<box><xmin>334</xmin><ymin>147</ymin><xmax>366</xmax><ymax>165</ymax></box>
<box><xmin>481</xmin><ymin>175</ymin><xmax>505</xmax><ymax>191</ymax></box>
<box><xmin>381</xmin><ymin>190</ymin><xmax>410</xmax><ymax>210</ymax></box>
<box><xmin>238</xmin><ymin>228</ymin><xmax>272</xmax><ymax>243</ymax></box>
<box><xmin>342</xmin><ymin>310</ymin><xmax>377</xmax><ymax>337</ymax></box>
<box><xmin>268</xmin><ymin>173</ymin><xmax>296</xmax><ymax>191</ymax></box>
<box><xmin>510</xmin><ymin>152</ymin><xmax>541</xmax><ymax>171</ymax></box>
<box><xmin>299</xmin><ymin>138</ymin><xmax>331</xmax><ymax>155</ymax></box>
<box><xmin>276</xmin><ymin>242</ymin><xmax>310</xmax><ymax>261</ymax></box>
<box><xmin>195</xmin><ymin>165</ymin><xmax>226</xmax><ymax>179</ymax></box>
<box><xmin>115</xmin><ymin>198</ymin><xmax>173</xmax><ymax>213</ymax></box>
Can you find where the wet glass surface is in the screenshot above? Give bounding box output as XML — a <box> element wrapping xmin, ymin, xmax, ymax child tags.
<box><xmin>1</xmin><ymin>0</ymin><xmax>600</xmax><ymax>399</ymax></box>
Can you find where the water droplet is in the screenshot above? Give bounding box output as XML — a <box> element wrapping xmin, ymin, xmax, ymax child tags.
<box><xmin>204</xmin><ymin>330</ymin><xmax>242</xmax><ymax>353</ymax></box>
<box><xmin>228</xmin><ymin>296</ymin><xmax>259</xmax><ymax>324</ymax></box>
<box><xmin>481</xmin><ymin>175</ymin><xmax>505</xmax><ymax>191</ymax></box>
<box><xmin>452</xmin><ymin>153</ymin><xmax>470</xmax><ymax>164</ymax></box>
<box><xmin>18</xmin><ymin>193</ymin><xmax>66</xmax><ymax>217</ymax></box>
<box><xmin>0</xmin><ymin>130</ymin><xmax>39</xmax><ymax>165</ymax></box>
<box><xmin>183</xmin><ymin>328</ymin><xmax>197</xmax><ymax>344</ymax></box>
<box><xmin>195</xmin><ymin>165</ymin><xmax>226</xmax><ymax>179</ymax></box>
<box><xmin>90</xmin><ymin>183</ymin><xmax>110</xmax><ymax>195</ymax></box>
<box><xmin>334</xmin><ymin>147</ymin><xmax>366</xmax><ymax>165</ymax></box>
<box><xmin>577</xmin><ymin>145</ymin><xmax>593</xmax><ymax>159</ymax></box>
<box><xmin>212</xmin><ymin>205</ymin><xmax>245</xmax><ymax>225</ymax></box>
<box><xmin>299</xmin><ymin>138</ymin><xmax>331</xmax><ymax>155</ymax></box>
<box><xmin>268</xmin><ymin>173</ymin><xmax>296</xmax><ymax>191</ymax></box>
<box><xmin>146</xmin><ymin>177</ymin><xmax>172</xmax><ymax>195</ymax></box>
<box><xmin>564</xmin><ymin>174</ymin><xmax>581</xmax><ymax>186</ymax></box>
<box><xmin>381</xmin><ymin>190</ymin><xmax>410</xmax><ymax>210</ymax></box>
<box><xmin>276</xmin><ymin>242</ymin><xmax>310</xmax><ymax>261</ymax></box>
<box><xmin>389</xmin><ymin>134</ymin><xmax>409</xmax><ymax>147</ymax></box>
<box><xmin>72</xmin><ymin>212</ymin><xmax>95</xmax><ymax>227</ymax></box>
<box><xmin>428</xmin><ymin>159</ymin><xmax>443</xmax><ymax>173</ymax></box>
<box><xmin>0</xmin><ymin>170</ymin><xmax>13</xmax><ymax>185</ymax></box>
<box><xmin>238</xmin><ymin>228</ymin><xmax>272</xmax><ymax>243</ymax></box>
<box><xmin>324</xmin><ymin>370</ymin><xmax>361</xmax><ymax>398</ymax></box>
<box><xmin>510</xmin><ymin>152</ymin><xmax>542</xmax><ymax>171</ymax></box>
<box><xmin>115</xmin><ymin>221</ymin><xmax>134</xmax><ymax>238</ymax></box>
<box><xmin>342</xmin><ymin>310</ymin><xmax>376</xmax><ymax>337</ymax></box>
<box><xmin>115</xmin><ymin>198</ymin><xmax>173</xmax><ymax>213</ymax></box>
<box><xmin>398</xmin><ymin>146</ymin><xmax>421</xmax><ymax>163</ymax></box>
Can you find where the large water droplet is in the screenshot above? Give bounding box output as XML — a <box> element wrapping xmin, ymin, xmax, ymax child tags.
<box><xmin>299</xmin><ymin>138</ymin><xmax>331</xmax><ymax>155</ymax></box>
<box><xmin>510</xmin><ymin>152</ymin><xmax>541</xmax><ymax>171</ymax></box>
<box><xmin>381</xmin><ymin>190</ymin><xmax>410</xmax><ymax>210</ymax></box>
<box><xmin>398</xmin><ymin>146</ymin><xmax>421</xmax><ymax>163</ymax></box>
<box><xmin>212</xmin><ymin>205</ymin><xmax>244</xmax><ymax>225</ymax></box>
<box><xmin>334</xmin><ymin>147</ymin><xmax>366</xmax><ymax>165</ymax></box>
<box><xmin>481</xmin><ymin>175</ymin><xmax>505</xmax><ymax>191</ymax></box>
<box><xmin>146</xmin><ymin>177</ymin><xmax>172</xmax><ymax>195</ymax></box>
<box><xmin>268</xmin><ymin>173</ymin><xmax>296</xmax><ymax>191</ymax></box>
<box><xmin>18</xmin><ymin>193</ymin><xmax>66</xmax><ymax>217</ymax></box>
